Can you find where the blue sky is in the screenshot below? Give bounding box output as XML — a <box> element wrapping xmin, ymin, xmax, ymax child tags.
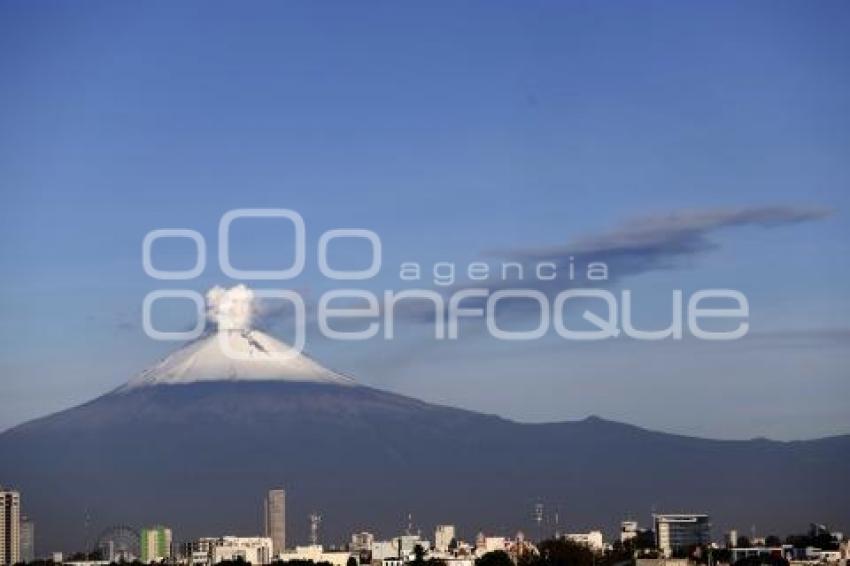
<box><xmin>1</xmin><ymin>0</ymin><xmax>849</xmax><ymax>439</ymax></box>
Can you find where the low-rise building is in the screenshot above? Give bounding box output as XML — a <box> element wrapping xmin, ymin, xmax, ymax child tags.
<box><xmin>396</xmin><ymin>535</ymin><xmax>428</xmax><ymax>559</ymax></box>
<box><xmin>505</xmin><ymin>533</ymin><xmax>537</xmax><ymax>562</ymax></box>
<box><xmin>278</xmin><ymin>545</ymin><xmax>353</xmax><ymax>566</ymax></box>
<box><xmin>729</xmin><ymin>546</ymin><xmax>793</xmax><ymax>563</ymax></box>
<box><xmin>351</xmin><ymin>532</ymin><xmax>375</xmax><ymax>554</ymax></box>
<box><xmin>371</xmin><ymin>541</ymin><xmax>398</xmax><ymax>562</ymax></box>
<box><xmin>636</xmin><ymin>559</ymin><xmax>690</xmax><ymax>566</ymax></box>
<box><xmin>622</xmin><ymin>522</ymin><xmax>639</xmax><ymax>544</ymax></box>
<box><xmin>211</xmin><ymin>537</ymin><xmax>273</xmax><ymax>565</ymax></box>
<box><xmin>436</xmin><ymin>526</ymin><xmax>456</xmax><ymax>554</ymax></box>
<box><xmin>472</xmin><ymin>533</ymin><xmax>536</xmax><ymax>562</ymax></box>
<box><xmin>563</xmin><ymin>531</ymin><xmax>605</xmax><ymax>553</ymax></box>
<box><xmin>474</xmin><ymin>535</ymin><xmax>505</xmax><ymax>555</ymax></box>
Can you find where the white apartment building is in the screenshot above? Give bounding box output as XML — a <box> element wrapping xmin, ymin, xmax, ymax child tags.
<box><xmin>563</xmin><ymin>531</ymin><xmax>604</xmax><ymax>552</ymax></box>
<box><xmin>435</xmin><ymin>525</ymin><xmax>456</xmax><ymax>553</ymax></box>
<box><xmin>372</xmin><ymin>536</ymin><xmax>432</xmax><ymax>562</ymax></box>
<box><xmin>371</xmin><ymin>540</ymin><xmax>398</xmax><ymax>561</ymax></box>
<box><xmin>621</xmin><ymin>521</ymin><xmax>639</xmax><ymax>544</ymax></box>
<box><xmin>475</xmin><ymin>535</ymin><xmax>506</xmax><ymax>555</ymax></box>
<box><xmin>396</xmin><ymin>535</ymin><xmax>429</xmax><ymax>558</ymax></box>
<box><xmin>0</xmin><ymin>488</ymin><xmax>21</xmax><ymax>566</ymax></box>
<box><xmin>278</xmin><ymin>545</ymin><xmax>352</xmax><ymax>566</ymax></box>
<box><xmin>350</xmin><ymin>532</ymin><xmax>374</xmax><ymax>554</ymax></box>
<box><xmin>211</xmin><ymin>536</ymin><xmax>273</xmax><ymax>565</ymax></box>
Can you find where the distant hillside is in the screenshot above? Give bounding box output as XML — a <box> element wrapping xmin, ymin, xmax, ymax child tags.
<box><xmin>1</xmin><ymin>380</ymin><xmax>847</xmax><ymax>554</ymax></box>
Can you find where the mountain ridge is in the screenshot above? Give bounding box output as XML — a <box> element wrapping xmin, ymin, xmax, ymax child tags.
<box><xmin>6</xmin><ymin>387</ymin><xmax>849</xmax><ymax>445</ymax></box>
<box><xmin>2</xmin><ymin>330</ymin><xmax>848</xmax><ymax>553</ymax></box>
<box><xmin>1</xmin><ymin>379</ymin><xmax>848</xmax><ymax>554</ymax></box>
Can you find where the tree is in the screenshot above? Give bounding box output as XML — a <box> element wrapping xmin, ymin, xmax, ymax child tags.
<box><xmin>347</xmin><ymin>557</ymin><xmax>358</xmax><ymax>566</ymax></box>
<box><xmin>520</xmin><ymin>539</ymin><xmax>595</xmax><ymax>566</ymax></box>
<box><xmin>270</xmin><ymin>560</ymin><xmax>334</xmax><ymax>566</ymax></box>
<box><xmin>409</xmin><ymin>544</ymin><xmax>445</xmax><ymax>566</ymax></box>
<box><xmin>733</xmin><ymin>555</ymin><xmax>788</xmax><ymax>566</ymax></box>
<box><xmin>476</xmin><ymin>551</ymin><xmax>515</xmax><ymax>566</ymax></box>
<box><xmin>634</xmin><ymin>530</ymin><xmax>655</xmax><ymax>551</ymax></box>
<box><xmin>764</xmin><ymin>536</ymin><xmax>782</xmax><ymax>548</ymax></box>
<box><xmin>785</xmin><ymin>532</ymin><xmax>838</xmax><ymax>551</ymax></box>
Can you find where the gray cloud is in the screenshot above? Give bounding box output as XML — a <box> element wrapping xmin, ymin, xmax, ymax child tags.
<box><xmin>397</xmin><ymin>204</ymin><xmax>833</xmax><ymax>322</ymax></box>
<box><xmin>496</xmin><ymin>205</ymin><xmax>832</xmax><ymax>279</ymax></box>
<box><xmin>249</xmin><ymin>205</ymin><xmax>832</xmax><ymax>328</ymax></box>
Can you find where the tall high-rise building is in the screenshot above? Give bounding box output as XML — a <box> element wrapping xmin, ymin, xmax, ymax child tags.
<box><xmin>0</xmin><ymin>488</ymin><xmax>21</xmax><ymax>566</ymax></box>
<box><xmin>140</xmin><ymin>525</ymin><xmax>172</xmax><ymax>564</ymax></box>
<box><xmin>264</xmin><ymin>489</ymin><xmax>286</xmax><ymax>556</ymax></box>
<box><xmin>20</xmin><ymin>517</ymin><xmax>34</xmax><ymax>563</ymax></box>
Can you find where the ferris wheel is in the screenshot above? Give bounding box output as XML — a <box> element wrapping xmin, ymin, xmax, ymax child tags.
<box><xmin>96</xmin><ymin>525</ymin><xmax>141</xmax><ymax>562</ymax></box>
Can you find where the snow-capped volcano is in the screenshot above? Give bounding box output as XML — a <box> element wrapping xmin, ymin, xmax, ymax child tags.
<box><xmin>1</xmin><ymin>328</ymin><xmax>848</xmax><ymax>552</ymax></box>
<box><xmin>1</xmin><ymin>289</ymin><xmax>848</xmax><ymax>552</ymax></box>
<box><xmin>122</xmin><ymin>329</ymin><xmax>356</xmax><ymax>389</ymax></box>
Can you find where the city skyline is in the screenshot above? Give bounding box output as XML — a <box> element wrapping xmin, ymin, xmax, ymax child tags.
<box><xmin>2</xmin><ymin>480</ymin><xmax>846</xmax><ymax>565</ymax></box>
<box><xmin>1</xmin><ymin>349</ymin><xmax>846</xmax><ymax>553</ymax></box>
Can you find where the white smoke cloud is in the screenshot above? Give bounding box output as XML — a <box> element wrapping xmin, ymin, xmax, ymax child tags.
<box><xmin>206</xmin><ymin>284</ymin><xmax>255</xmax><ymax>331</ymax></box>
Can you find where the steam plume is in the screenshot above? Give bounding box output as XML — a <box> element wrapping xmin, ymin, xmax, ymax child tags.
<box><xmin>206</xmin><ymin>284</ymin><xmax>255</xmax><ymax>331</ymax></box>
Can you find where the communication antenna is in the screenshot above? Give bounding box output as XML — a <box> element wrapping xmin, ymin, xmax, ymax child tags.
<box><xmin>84</xmin><ymin>508</ymin><xmax>92</xmax><ymax>555</ymax></box>
<box><xmin>309</xmin><ymin>513</ymin><xmax>322</xmax><ymax>546</ymax></box>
